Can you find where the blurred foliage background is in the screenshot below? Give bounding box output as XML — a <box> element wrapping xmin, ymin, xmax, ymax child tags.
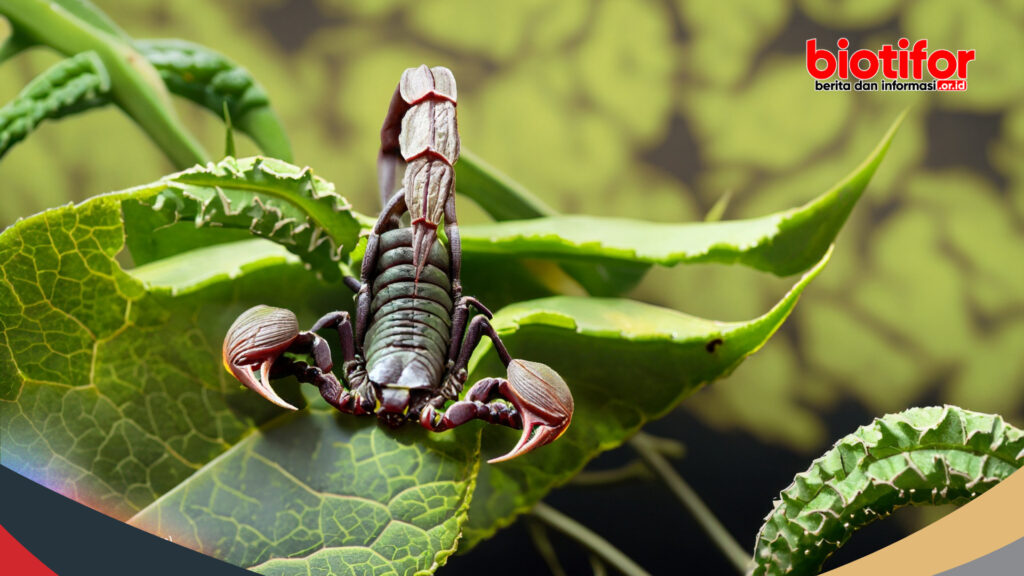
<box><xmin>2</xmin><ymin>0</ymin><xmax>1021</xmax><ymax>573</ymax></box>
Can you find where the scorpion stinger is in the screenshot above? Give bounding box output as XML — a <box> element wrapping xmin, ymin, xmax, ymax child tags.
<box><xmin>222</xmin><ymin>65</ymin><xmax>573</xmax><ymax>463</ymax></box>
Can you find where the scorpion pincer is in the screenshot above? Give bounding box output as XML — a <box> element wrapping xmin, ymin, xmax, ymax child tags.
<box><xmin>222</xmin><ymin>65</ymin><xmax>573</xmax><ymax>463</ymax></box>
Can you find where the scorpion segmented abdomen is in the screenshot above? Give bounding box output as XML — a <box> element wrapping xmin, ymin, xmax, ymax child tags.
<box><xmin>364</xmin><ymin>228</ymin><xmax>454</xmax><ymax>391</ymax></box>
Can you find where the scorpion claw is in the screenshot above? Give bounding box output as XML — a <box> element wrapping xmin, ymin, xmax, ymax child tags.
<box><xmin>223</xmin><ymin>305</ymin><xmax>301</xmax><ymax>411</ymax></box>
<box><xmin>489</xmin><ymin>360</ymin><xmax>573</xmax><ymax>463</ymax></box>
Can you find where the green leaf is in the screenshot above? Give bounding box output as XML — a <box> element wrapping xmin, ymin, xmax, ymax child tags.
<box><xmin>0</xmin><ymin>29</ymin><xmax>34</xmax><ymax>65</ymax></box>
<box><xmin>1</xmin><ymin>191</ymin><xmax>478</xmax><ymax>574</ymax></box>
<box><xmin>456</xmin><ymin>150</ymin><xmax>557</xmax><ymax>220</ymax></box>
<box><xmin>456</xmin><ymin>150</ymin><xmax>649</xmax><ymax>296</ymax></box>
<box><xmin>459</xmin><ymin>247</ymin><xmax>834</xmax><ymax>548</ymax></box>
<box><xmin>458</xmin><ymin>113</ymin><xmax>904</xmax><ymax>277</ymax></box>
<box><xmin>123</xmin><ymin>156</ymin><xmax>360</xmax><ymax>281</ymax></box>
<box><xmin>0</xmin><ymin>196</ymin><xmax>328</xmax><ymax>520</ymax></box>
<box><xmin>48</xmin><ymin>0</ymin><xmax>130</xmax><ymax>40</ymax></box>
<box><xmin>752</xmin><ymin>406</ymin><xmax>1024</xmax><ymax>576</ymax></box>
<box><xmin>0</xmin><ymin>51</ymin><xmax>110</xmax><ymax>159</ymax></box>
<box><xmin>129</xmin><ymin>412</ymin><xmax>479</xmax><ymax>575</ymax></box>
<box><xmin>128</xmin><ymin>238</ymin><xmax>298</xmax><ymax>296</ymax></box>
<box><xmin>136</xmin><ymin>39</ymin><xmax>293</xmax><ymax>161</ymax></box>
<box><xmin>222</xmin><ymin>101</ymin><xmax>236</xmax><ymax>158</ymax></box>
<box><xmin>0</xmin><ymin>7</ymin><xmax>291</xmax><ymax>164</ymax></box>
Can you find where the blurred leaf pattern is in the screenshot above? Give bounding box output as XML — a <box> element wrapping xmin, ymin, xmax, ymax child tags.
<box><xmin>1</xmin><ymin>0</ymin><xmax>1021</xmax><ymax>523</ymax></box>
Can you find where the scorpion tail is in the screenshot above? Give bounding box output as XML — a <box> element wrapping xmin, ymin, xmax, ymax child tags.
<box><xmin>411</xmin><ymin>219</ymin><xmax>438</xmax><ymax>282</ymax></box>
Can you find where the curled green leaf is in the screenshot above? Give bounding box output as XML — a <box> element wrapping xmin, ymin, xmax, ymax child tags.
<box><xmin>0</xmin><ymin>51</ymin><xmax>110</xmax><ymax>158</ymax></box>
<box><xmin>136</xmin><ymin>39</ymin><xmax>292</xmax><ymax>161</ymax></box>
<box><xmin>0</xmin><ymin>0</ymin><xmax>207</xmax><ymax>167</ymax></box>
<box><xmin>0</xmin><ymin>3</ymin><xmax>290</xmax><ymax>163</ymax></box>
<box><xmin>752</xmin><ymin>406</ymin><xmax>1024</xmax><ymax>576</ymax></box>
<box><xmin>126</xmin><ymin>156</ymin><xmax>360</xmax><ymax>281</ymax></box>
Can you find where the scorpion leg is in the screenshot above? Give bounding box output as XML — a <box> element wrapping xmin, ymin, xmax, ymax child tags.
<box><xmin>454</xmin><ymin>315</ymin><xmax>512</xmax><ymax>373</ymax></box>
<box><xmin>439</xmin><ymin>312</ymin><xmax>502</xmax><ymax>400</ymax></box>
<box><xmin>421</xmin><ymin>360</ymin><xmax>573</xmax><ymax>463</ymax></box>
<box><xmin>443</xmin><ymin>194</ymin><xmax>462</xmax><ymax>300</ymax></box>
<box><xmin>343</xmin><ymin>276</ymin><xmax>361</xmax><ymax>294</ymax></box>
<box><xmin>310</xmin><ymin>311</ymin><xmax>376</xmax><ymax>413</ymax></box>
<box><xmin>447</xmin><ymin>296</ymin><xmax>493</xmax><ymax>368</ymax></box>
<box><xmin>425</xmin><ymin>315</ymin><xmax>573</xmax><ymax>462</ymax></box>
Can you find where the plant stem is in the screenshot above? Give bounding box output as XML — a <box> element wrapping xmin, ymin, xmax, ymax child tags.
<box><xmin>630</xmin><ymin>434</ymin><xmax>751</xmax><ymax>574</ymax></box>
<box><xmin>0</xmin><ymin>0</ymin><xmax>207</xmax><ymax>168</ymax></box>
<box><xmin>589</xmin><ymin>555</ymin><xmax>608</xmax><ymax>576</ymax></box>
<box><xmin>704</xmin><ymin>189</ymin><xmax>733</xmax><ymax>222</ymax></box>
<box><xmin>570</xmin><ymin>459</ymin><xmax>652</xmax><ymax>486</ymax></box>
<box><xmin>634</xmin><ymin>432</ymin><xmax>686</xmax><ymax>459</ymax></box>
<box><xmin>526</xmin><ymin>519</ymin><xmax>567</xmax><ymax>576</ymax></box>
<box><xmin>529</xmin><ymin>502</ymin><xmax>651</xmax><ymax>576</ymax></box>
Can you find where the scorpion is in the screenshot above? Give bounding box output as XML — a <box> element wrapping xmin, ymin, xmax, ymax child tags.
<box><xmin>222</xmin><ymin>65</ymin><xmax>574</xmax><ymax>463</ymax></box>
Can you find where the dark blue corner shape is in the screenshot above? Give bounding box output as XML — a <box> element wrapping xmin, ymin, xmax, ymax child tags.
<box><xmin>0</xmin><ymin>465</ymin><xmax>252</xmax><ymax>575</ymax></box>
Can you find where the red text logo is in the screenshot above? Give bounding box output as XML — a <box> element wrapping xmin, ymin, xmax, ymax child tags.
<box><xmin>806</xmin><ymin>38</ymin><xmax>973</xmax><ymax>92</ymax></box>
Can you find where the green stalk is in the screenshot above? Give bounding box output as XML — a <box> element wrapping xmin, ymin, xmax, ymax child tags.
<box><xmin>529</xmin><ymin>502</ymin><xmax>651</xmax><ymax>576</ymax></box>
<box><xmin>630</xmin><ymin>433</ymin><xmax>751</xmax><ymax>574</ymax></box>
<box><xmin>0</xmin><ymin>0</ymin><xmax>206</xmax><ymax>168</ymax></box>
<box><xmin>526</xmin><ymin>519</ymin><xmax>568</xmax><ymax>576</ymax></box>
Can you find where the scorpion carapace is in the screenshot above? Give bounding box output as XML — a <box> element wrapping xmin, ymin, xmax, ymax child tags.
<box><xmin>222</xmin><ymin>65</ymin><xmax>573</xmax><ymax>463</ymax></box>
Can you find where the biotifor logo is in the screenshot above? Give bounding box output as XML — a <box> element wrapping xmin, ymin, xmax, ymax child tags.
<box><xmin>806</xmin><ymin>38</ymin><xmax>974</xmax><ymax>92</ymax></box>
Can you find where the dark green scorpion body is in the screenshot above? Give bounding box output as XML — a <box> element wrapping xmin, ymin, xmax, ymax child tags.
<box><xmin>364</xmin><ymin>228</ymin><xmax>453</xmax><ymax>394</ymax></box>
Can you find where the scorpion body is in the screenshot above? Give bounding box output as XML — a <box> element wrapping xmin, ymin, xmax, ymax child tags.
<box><xmin>223</xmin><ymin>65</ymin><xmax>573</xmax><ymax>463</ymax></box>
<box><xmin>363</xmin><ymin>228</ymin><xmax>453</xmax><ymax>424</ymax></box>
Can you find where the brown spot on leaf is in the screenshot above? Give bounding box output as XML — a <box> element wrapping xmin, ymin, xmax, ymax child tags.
<box><xmin>705</xmin><ymin>338</ymin><xmax>723</xmax><ymax>353</ymax></box>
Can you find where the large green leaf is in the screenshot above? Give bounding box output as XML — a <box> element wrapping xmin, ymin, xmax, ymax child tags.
<box><xmin>129</xmin><ymin>411</ymin><xmax>479</xmax><ymax>575</ymax></box>
<box><xmin>459</xmin><ymin>248</ymin><xmax>833</xmax><ymax>547</ymax></box>
<box><xmin>0</xmin><ymin>197</ymin><xmax>323</xmax><ymax>519</ymax></box>
<box><xmin>457</xmin><ymin>113</ymin><xmax>903</xmax><ymax>277</ymax></box>
<box><xmin>0</xmin><ymin>156</ymin><xmax>357</xmax><ymax>511</ymax></box>
<box><xmin>0</xmin><ymin>190</ymin><xmax>479</xmax><ymax>574</ymax></box>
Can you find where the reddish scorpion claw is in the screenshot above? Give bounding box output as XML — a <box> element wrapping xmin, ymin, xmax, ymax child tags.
<box><xmin>488</xmin><ymin>360</ymin><xmax>574</xmax><ymax>463</ymax></box>
<box><xmin>222</xmin><ymin>305</ymin><xmax>301</xmax><ymax>411</ymax></box>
